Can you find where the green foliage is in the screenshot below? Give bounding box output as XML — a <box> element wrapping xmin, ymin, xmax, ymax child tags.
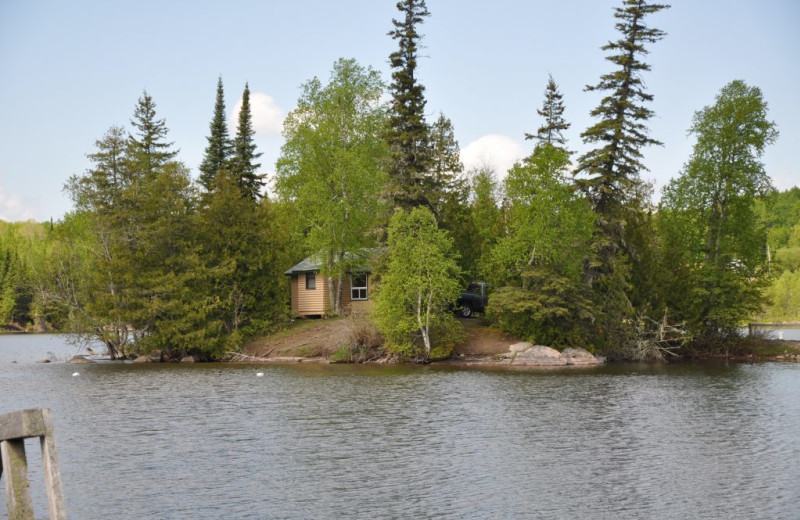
<box><xmin>572</xmin><ymin>0</ymin><xmax>669</xmax><ymax>348</ymax></box>
<box><xmin>775</xmin><ymin>247</ymin><xmax>800</xmax><ymax>272</ymax></box>
<box><xmin>576</xmin><ymin>0</ymin><xmax>669</xmax><ymax>214</ymax></box>
<box><xmin>55</xmin><ymin>92</ymin><xmax>288</xmax><ymax>359</ymax></box>
<box><xmin>195</xmin><ymin>170</ymin><xmax>288</xmax><ymax>350</ymax></box>
<box><xmin>487</xmin><ymin>270</ymin><xmax>594</xmax><ymax>348</ymax></box>
<box><xmin>329</xmin><ymin>345</ymin><xmax>352</xmax><ymax>363</ymax></box>
<box><xmin>385</xmin><ymin>0</ymin><xmax>435</xmax><ymax>210</ymax></box>
<box><xmin>757</xmin><ymin>187</ymin><xmax>800</xmax><ymax>252</ymax></box>
<box><xmin>469</xmin><ymin>168</ymin><xmax>505</xmax><ymax>281</ymax></box>
<box><xmin>491</xmin><ymin>144</ymin><xmax>593</xmax><ymax>286</ymax></box>
<box><xmin>276</xmin><ymin>58</ymin><xmax>388</xmax><ymax>313</ymax></box>
<box><xmin>660</xmin><ymin>80</ymin><xmax>778</xmax><ymax>340</ymax></box>
<box><xmin>374</xmin><ymin>207</ymin><xmax>461</xmax><ymax>360</ymax></box>
<box><xmin>199</xmin><ymin>77</ymin><xmax>233</xmax><ymax>190</ymax></box>
<box><xmin>525</xmin><ymin>75</ymin><xmax>570</xmax><ymax>148</ymax></box>
<box><xmin>762</xmin><ymin>270</ymin><xmax>800</xmax><ymax>322</ymax></box>
<box><xmin>230</xmin><ymin>83</ymin><xmax>265</xmax><ymax>201</ymax></box>
<box><xmin>127</xmin><ymin>91</ymin><xmax>179</xmax><ymax>177</ymax></box>
<box><xmin>486</xmin><ymin>144</ymin><xmax>594</xmax><ymax>346</ymax></box>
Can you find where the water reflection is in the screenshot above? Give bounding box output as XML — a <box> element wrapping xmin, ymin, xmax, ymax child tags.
<box><xmin>1</xmin><ymin>336</ymin><xmax>799</xmax><ymax>519</ymax></box>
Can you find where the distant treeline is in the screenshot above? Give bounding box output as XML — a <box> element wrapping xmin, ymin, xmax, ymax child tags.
<box><xmin>1</xmin><ymin>0</ymin><xmax>797</xmax><ymax>361</ymax></box>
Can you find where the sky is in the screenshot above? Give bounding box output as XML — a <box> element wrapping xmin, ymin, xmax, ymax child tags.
<box><xmin>1</xmin><ymin>0</ymin><xmax>798</xmax><ymax>222</ymax></box>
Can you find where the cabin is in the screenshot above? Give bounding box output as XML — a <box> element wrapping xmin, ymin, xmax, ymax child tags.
<box><xmin>285</xmin><ymin>255</ymin><xmax>373</xmax><ymax>317</ymax></box>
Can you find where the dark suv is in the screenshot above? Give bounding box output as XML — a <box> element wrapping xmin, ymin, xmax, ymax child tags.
<box><xmin>456</xmin><ymin>282</ymin><xmax>488</xmax><ymax>318</ymax></box>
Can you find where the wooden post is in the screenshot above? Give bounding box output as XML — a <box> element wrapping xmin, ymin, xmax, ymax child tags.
<box><xmin>0</xmin><ymin>408</ymin><xmax>66</xmax><ymax>520</ymax></box>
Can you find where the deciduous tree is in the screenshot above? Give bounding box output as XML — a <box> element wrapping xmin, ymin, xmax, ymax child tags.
<box><xmin>660</xmin><ymin>80</ymin><xmax>778</xmax><ymax>342</ymax></box>
<box><xmin>276</xmin><ymin>58</ymin><xmax>388</xmax><ymax>314</ymax></box>
<box><xmin>374</xmin><ymin>207</ymin><xmax>461</xmax><ymax>360</ymax></box>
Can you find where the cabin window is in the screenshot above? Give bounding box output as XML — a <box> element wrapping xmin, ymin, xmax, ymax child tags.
<box><xmin>351</xmin><ymin>273</ymin><xmax>368</xmax><ymax>300</ymax></box>
<box><xmin>306</xmin><ymin>273</ymin><xmax>316</xmax><ymax>290</ymax></box>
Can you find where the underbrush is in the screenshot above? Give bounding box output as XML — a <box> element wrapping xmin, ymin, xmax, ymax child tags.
<box><xmin>329</xmin><ymin>316</ymin><xmax>385</xmax><ymax>363</ymax></box>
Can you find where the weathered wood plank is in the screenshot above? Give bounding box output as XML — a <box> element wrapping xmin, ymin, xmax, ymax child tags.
<box><xmin>39</xmin><ymin>409</ymin><xmax>66</xmax><ymax>520</ymax></box>
<box><xmin>0</xmin><ymin>409</ymin><xmax>66</xmax><ymax>520</ymax></box>
<box><xmin>0</xmin><ymin>409</ymin><xmax>48</xmax><ymax>441</ymax></box>
<box><xmin>1</xmin><ymin>439</ymin><xmax>34</xmax><ymax>520</ymax></box>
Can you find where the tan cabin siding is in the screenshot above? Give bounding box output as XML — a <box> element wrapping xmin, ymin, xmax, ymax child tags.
<box><xmin>289</xmin><ymin>270</ymin><xmax>374</xmax><ymax>317</ymax></box>
<box><xmin>295</xmin><ymin>272</ymin><xmax>327</xmax><ymax>316</ymax></box>
<box><xmin>290</xmin><ymin>275</ymin><xmax>299</xmax><ymax>312</ymax></box>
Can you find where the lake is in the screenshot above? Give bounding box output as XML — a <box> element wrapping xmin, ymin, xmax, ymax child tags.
<box><xmin>2</xmin><ymin>334</ymin><xmax>799</xmax><ymax>519</ymax></box>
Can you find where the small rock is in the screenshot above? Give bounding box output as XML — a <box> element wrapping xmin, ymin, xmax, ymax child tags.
<box><xmin>148</xmin><ymin>350</ymin><xmax>163</xmax><ymax>363</ymax></box>
<box><xmin>68</xmin><ymin>355</ymin><xmax>95</xmax><ymax>364</ymax></box>
<box><xmin>180</xmin><ymin>355</ymin><xmax>197</xmax><ymax>363</ymax></box>
<box><xmin>37</xmin><ymin>359</ymin><xmax>52</xmax><ymax>364</ymax></box>
<box><xmin>562</xmin><ymin>347</ymin><xmax>602</xmax><ymax>365</ymax></box>
<box><xmin>132</xmin><ymin>355</ymin><xmax>148</xmax><ymax>363</ymax></box>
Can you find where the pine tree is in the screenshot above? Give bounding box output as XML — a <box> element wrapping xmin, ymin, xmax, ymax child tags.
<box><xmin>385</xmin><ymin>0</ymin><xmax>433</xmax><ymax>211</ymax></box>
<box><xmin>127</xmin><ymin>91</ymin><xmax>178</xmax><ymax>178</ymax></box>
<box><xmin>230</xmin><ymin>83</ymin><xmax>264</xmax><ymax>201</ymax></box>
<box><xmin>525</xmin><ymin>75</ymin><xmax>570</xmax><ymax>148</ymax></box>
<box><xmin>199</xmin><ymin>77</ymin><xmax>233</xmax><ymax>191</ymax></box>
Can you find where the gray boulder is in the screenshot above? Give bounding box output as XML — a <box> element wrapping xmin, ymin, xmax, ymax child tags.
<box><xmin>513</xmin><ymin>345</ymin><xmax>565</xmax><ymax>365</ymax></box>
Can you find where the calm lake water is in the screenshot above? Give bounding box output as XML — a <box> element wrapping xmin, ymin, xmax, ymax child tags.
<box><xmin>2</xmin><ymin>335</ymin><xmax>799</xmax><ymax>519</ymax></box>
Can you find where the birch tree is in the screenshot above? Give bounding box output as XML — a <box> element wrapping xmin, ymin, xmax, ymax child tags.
<box><xmin>374</xmin><ymin>207</ymin><xmax>461</xmax><ymax>360</ymax></box>
<box><xmin>276</xmin><ymin>58</ymin><xmax>387</xmax><ymax>314</ymax></box>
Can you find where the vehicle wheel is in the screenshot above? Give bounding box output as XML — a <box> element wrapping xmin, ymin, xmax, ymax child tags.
<box><xmin>461</xmin><ymin>303</ymin><xmax>472</xmax><ymax>318</ymax></box>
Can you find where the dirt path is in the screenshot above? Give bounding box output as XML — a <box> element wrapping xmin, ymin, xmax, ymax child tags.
<box><xmin>452</xmin><ymin>318</ymin><xmax>520</xmax><ymax>356</ymax></box>
<box><xmin>243</xmin><ymin>319</ymin><xmax>351</xmax><ymax>358</ymax></box>
<box><xmin>242</xmin><ymin>317</ymin><xmax>519</xmax><ymax>360</ymax></box>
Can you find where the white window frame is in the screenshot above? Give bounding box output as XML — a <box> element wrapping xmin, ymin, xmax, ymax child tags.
<box><xmin>305</xmin><ymin>272</ymin><xmax>316</xmax><ymax>290</ymax></box>
<box><xmin>350</xmin><ymin>273</ymin><xmax>368</xmax><ymax>301</ymax></box>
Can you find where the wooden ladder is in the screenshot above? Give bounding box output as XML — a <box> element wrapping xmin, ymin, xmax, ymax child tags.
<box><xmin>0</xmin><ymin>408</ymin><xmax>66</xmax><ymax>520</ymax></box>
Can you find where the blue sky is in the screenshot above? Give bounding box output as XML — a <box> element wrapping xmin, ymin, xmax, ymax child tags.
<box><xmin>1</xmin><ymin>0</ymin><xmax>798</xmax><ymax>221</ymax></box>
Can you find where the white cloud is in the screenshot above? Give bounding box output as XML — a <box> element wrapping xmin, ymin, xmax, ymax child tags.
<box><xmin>461</xmin><ymin>134</ymin><xmax>526</xmax><ymax>180</ymax></box>
<box><xmin>771</xmin><ymin>168</ymin><xmax>799</xmax><ymax>190</ymax></box>
<box><xmin>0</xmin><ymin>184</ymin><xmax>36</xmax><ymax>222</ymax></box>
<box><xmin>229</xmin><ymin>92</ymin><xmax>284</xmax><ymax>137</ymax></box>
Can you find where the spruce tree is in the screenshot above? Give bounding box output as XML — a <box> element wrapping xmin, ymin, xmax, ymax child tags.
<box><xmin>576</xmin><ymin>0</ymin><xmax>669</xmax><ymax>217</ymax></box>
<box><xmin>230</xmin><ymin>83</ymin><xmax>264</xmax><ymax>201</ymax></box>
<box><xmin>575</xmin><ymin>0</ymin><xmax>670</xmax><ymax>349</ymax></box>
<box><xmin>385</xmin><ymin>0</ymin><xmax>433</xmax><ymax>211</ymax></box>
<box><xmin>127</xmin><ymin>91</ymin><xmax>178</xmax><ymax>178</ymax></box>
<box><xmin>525</xmin><ymin>75</ymin><xmax>570</xmax><ymax>148</ymax></box>
<box><xmin>199</xmin><ymin>77</ymin><xmax>233</xmax><ymax>191</ymax></box>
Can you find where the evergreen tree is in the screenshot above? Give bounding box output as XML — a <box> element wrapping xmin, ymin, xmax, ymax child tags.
<box><xmin>230</xmin><ymin>83</ymin><xmax>265</xmax><ymax>201</ymax></box>
<box><xmin>525</xmin><ymin>75</ymin><xmax>570</xmax><ymax>148</ymax></box>
<box><xmin>127</xmin><ymin>91</ymin><xmax>178</xmax><ymax>177</ymax></box>
<box><xmin>429</xmin><ymin>112</ymin><xmax>463</xmax><ymax>188</ymax></box>
<box><xmin>67</xmin><ymin>126</ymin><xmax>129</xmax><ymax>216</ymax></box>
<box><xmin>385</xmin><ymin>0</ymin><xmax>434</xmax><ymax>211</ymax></box>
<box><xmin>574</xmin><ymin>0</ymin><xmax>669</xmax><ymax>348</ymax></box>
<box><xmin>429</xmin><ymin>112</ymin><xmax>466</xmax><ymax>224</ymax></box>
<box><xmin>199</xmin><ymin>77</ymin><xmax>233</xmax><ymax>190</ymax></box>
